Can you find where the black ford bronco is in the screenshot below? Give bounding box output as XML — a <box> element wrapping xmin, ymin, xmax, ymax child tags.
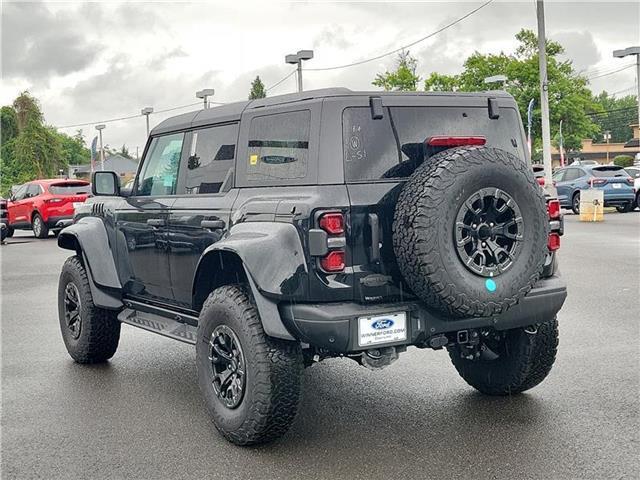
<box><xmin>57</xmin><ymin>88</ymin><xmax>566</xmax><ymax>445</ymax></box>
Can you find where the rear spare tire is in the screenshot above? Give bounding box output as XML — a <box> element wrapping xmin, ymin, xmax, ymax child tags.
<box><xmin>393</xmin><ymin>146</ymin><xmax>548</xmax><ymax>318</ymax></box>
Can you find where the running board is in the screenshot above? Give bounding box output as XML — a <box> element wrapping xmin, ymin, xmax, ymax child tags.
<box><xmin>117</xmin><ymin>308</ymin><xmax>198</xmax><ymax>345</ymax></box>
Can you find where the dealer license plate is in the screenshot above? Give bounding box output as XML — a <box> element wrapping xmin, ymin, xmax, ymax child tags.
<box><xmin>612</xmin><ymin>183</ymin><xmax>621</xmax><ymax>189</ymax></box>
<box><xmin>73</xmin><ymin>202</ymin><xmax>83</xmax><ymax>209</ymax></box>
<box><xmin>358</xmin><ymin>312</ymin><xmax>407</xmax><ymax>347</ymax></box>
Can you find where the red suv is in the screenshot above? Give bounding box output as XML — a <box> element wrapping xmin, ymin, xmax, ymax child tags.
<box><xmin>6</xmin><ymin>179</ymin><xmax>90</xmax><ymax>238</ymax></box>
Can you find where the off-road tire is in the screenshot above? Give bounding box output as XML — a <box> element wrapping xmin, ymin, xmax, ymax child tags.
<box><xmin>571</xmin><ymin>192</ymin><xmax>580</xmax><ymax>215</ymax></box>
<box><xmin>32</xmin><ymin>213</ymin><xmax>49</xmax><ymax>239</ymax></box>
<box><xmin>196</xmin><ymin>285</ymin><xmax>303</xmax><ymax>446</ymax></box>
<box><xmin>616</xmin><ymin>202</ymin><xmax>633</xmax><ymax>213</ymax></box>
<box><xmin>448</xmin><ymin>317</ymin><xmax>559</xmax><ymax>395</ymax></box>
<box><xmin>393</xmin><ymin>146</ymin><xmax>548</xmax><ymax>318</ymax></box>
<box><xmin>5</xmin><ymin>225</ymin><xmax>14</xmax><ymax>238</ymax></box>
<box><xmin>58</xmin><ymin>255</ymin><xmax>121</xmax><ymax>363</ymax></box>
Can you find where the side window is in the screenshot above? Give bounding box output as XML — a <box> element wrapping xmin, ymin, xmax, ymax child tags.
<box><xmin>180</xmin><ymin>124</ymin><xmax>237</xmax><ymax>195</ymax></box>
<box><xmin>552</xmin><ymin>170</ymin><xmax>564</xmax><ymax>182</ymax></box>
<box><xmin>247</xmin><ymin>110</ymin><xmax>310</xmax><ymax>182</ymax></box>
<box><xmin>26</xmin><ymin>184</ymin><xmax>41</xmax><ymax>198</ymax></box>
<box><xmin>12</xmin><ymin>185</ymin><xmax>27</xmax><ymax>200</ymax></box>
<box><xmin>136</xmin><ymin>133</ymin><xmax>184</xmax><ymax>196</ymax></box>
<box><xmin>564</xmin><ymin>168</ymin><xmax>583</xmax><ymax>182</ymax></box>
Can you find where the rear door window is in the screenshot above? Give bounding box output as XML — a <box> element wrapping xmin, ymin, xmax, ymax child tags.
<box><xmin>343</xmin><ymin>106</ymin><xmax>525</xmax><ymax>182</ymax></box>
<box><xmin>247</xmin><ymin>110</ymin><xmax>310</xmax><ymax>182</ymax></box>
<box><xmin>136</xmin><ymin>133</ymin><xmax>184</xmax><ymax>196</ymax></box>
<box><xmin>179</xmin><ymin>124</ymin><xmax>237</xmax><ymax>195</ymax></box>
<box><xmin>26</xmin><ymin>184</ymin><xmax>42</xmax><ymax>198</ymax></box>
<box><xmin>563</xmin><ymin>168</ymin><xmax>584</xmax><ymax>181</ymax></box>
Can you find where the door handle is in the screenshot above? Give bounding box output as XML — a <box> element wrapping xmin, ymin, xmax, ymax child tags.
<box><xmin>147</xmin><ymin>218</ymin><xmax>166</xmax><ymax>227</ymax></box>
<box><xmin>201</xmin><ymin>219</ymin><xmax>226</xmax><ymax>230</ymax></box>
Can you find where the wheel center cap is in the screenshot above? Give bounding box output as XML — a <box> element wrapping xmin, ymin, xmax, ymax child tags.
<box><xmin>478</xmin><ymin>224</ymin><xmax>491</xmax><ymax>240</ymax></box>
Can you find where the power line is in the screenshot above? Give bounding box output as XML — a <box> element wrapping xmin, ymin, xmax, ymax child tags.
<box><xmin>586</xmin><ymin>64</ymin><xmax>635</xmax><ymax>81</ymax></box>
<box><xmin>304</xmin><ymin>0</ymin><xmax>495</xmax><ymax>72</ymax></box>
<box><xmin>586</xmin><ymin>106</ymin><xmax>637</xmax><ymax>116</ymax></box>
<box><xmin>581</xmin><ymin>62</ymin><xmax>634</xmax><ymax>77</ymax></box>
<box><xmin>55</xmin><ymin>101</ymin><xmax>225</xmax><ymax>129</ymax></box>
<box><xmin>265</xmin><ymin>69</ymin><xmax>297</xmax><ymax>92</ymax></box>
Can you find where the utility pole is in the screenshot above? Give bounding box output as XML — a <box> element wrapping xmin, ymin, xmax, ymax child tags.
<box><xmin>285</xmin><ymin>50</ymin><xmax>314</xmax><ymax>93</ymax></box>
<box><xmin>141</xmin><ymin>107</ymin><xmax>153</xmax><ymax>137</ymax></box>
<box><xmin>95</xmin><ymin>124</ymin><xmax>106</xmax><ymax>171</ymax></box>
<box><xmin>613</xmin><ymin>46</ymin><xmax>640</xmax><ymax>129</ymax></box>
<box><xmin>604</xmin><ymin>130</ymin><xmax>611</xmax><ymax>164</ymax></box>
<box><xmin>536</xmin><ymin>0</ymin><xmax>553</xmax><ymax>181</ymax></box>
<box><xmin>559</xmin><ymin>120</ymin><xmax>565</xmax><ymax>167</ymax></box>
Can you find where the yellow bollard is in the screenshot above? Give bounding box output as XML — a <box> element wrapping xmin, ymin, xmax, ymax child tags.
<box><xmin>579</xmin><ymin>189</ymin><xmax>604</xmax><ymax>222</ymax></box>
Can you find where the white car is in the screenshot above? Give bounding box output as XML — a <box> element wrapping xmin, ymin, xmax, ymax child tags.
<box><xmin>624</xmin><ymin>166</ymin><xmax>640</xmax><ymax>208</ymax></box>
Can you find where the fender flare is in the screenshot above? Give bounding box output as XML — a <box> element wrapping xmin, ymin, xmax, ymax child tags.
<box><xmin>58</xmin><ymin>217</ymin><xmax>122</xmax><ymax>310</ymax></box>
<box><xmin>193</xmin><ymin>222</ymin><xmax>308</xmax><ymax>341</ymax></box>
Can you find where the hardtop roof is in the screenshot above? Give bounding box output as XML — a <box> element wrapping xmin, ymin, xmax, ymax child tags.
<box><xmin>151</xmin><ymin>88</ymin><xmax>514</xmax><ymax>135</ymax></box>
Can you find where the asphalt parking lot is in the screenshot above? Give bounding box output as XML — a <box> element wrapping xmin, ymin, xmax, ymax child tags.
<box><xmin>1</xmin><ymin>212</ymin><xmax>639</xmax><ymax>480</ymax></box>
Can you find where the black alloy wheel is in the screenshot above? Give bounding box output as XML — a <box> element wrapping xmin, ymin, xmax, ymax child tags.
<box><xmin>208</xmin><ymin>325</ymin><xmax>246</xmax><ymax>409</ymax></box>
<box><xmin>454</xmin><ymin>187</ymin><xmax>524</xmax><ymax>277</ymax></box>
<box><xmin>63</xmin><ymin>282</ymin><xmax>82</xmax><ymax>339</ymax></box>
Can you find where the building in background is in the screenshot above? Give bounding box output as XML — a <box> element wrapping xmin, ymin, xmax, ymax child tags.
<box><xmin>69</xmin><ymin>154</ymin><xmax>139</xmax><ymax>181</ymax></box>
<box><xmin>552</xmin><ymin>124</ymin><xmax>640</xmax><ymax>166</ymax></box>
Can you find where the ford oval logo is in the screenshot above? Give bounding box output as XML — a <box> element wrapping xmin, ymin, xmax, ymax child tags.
<box><xmin>371</xmin><ymin>319</ymin><xmax>394</xmax><ymax>330</ymax></box>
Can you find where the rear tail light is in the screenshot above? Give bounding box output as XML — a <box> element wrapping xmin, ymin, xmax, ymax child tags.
<box><xmin>536</xmin><ymin>177</ymin><xmax>545</xmax><ymax>186</ymax></box>
<box><xmin>319</xmin><ymin>212</ymin><xmax>344</xmax><ymax>235</ymax></box>
<box><xmin>589</xmin><ymin>178</ymin><xmax>606</xmax><ymax>186</ymax></box>
<box><xmin>426</xmin><ymin>136</ymin><xmax>486</xmax><ymax>147</ymax></box>
<box><xmin>547</xmin><ymin>232</ymin><xmax>560</xmax><ymax>251</ymax></box>
<box><xmin>320</xmin><ymin>250</ymin><xmax>345</xmax><ymax>272</ymax></box>
<box><xmin>318</xmin><ymin>211</ymin><xmax>346</xmax><ymax>273</ymax></box>
<box><xmin>626</xmin><ymin>178</ymin><xmax>634</xmax><ymax>186</ymax></box>
<box><xmin>547</xmin><ymin>199</ymin><xmax>560</xmax><ymax>219</ymax></box>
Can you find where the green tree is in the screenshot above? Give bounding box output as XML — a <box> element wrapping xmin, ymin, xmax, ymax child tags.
<box><xmin>423</xmin><ymin>29</ymin><xmax>601</xmax><ymax>156</ymax></box>
<box><xmin>55</xmin><ymin>129</ymin><xmax>91</xmax><ymax>165</ymax></box>
<box><xmin>590</xmin><ymin>92</ymin><xmax>638</xmax><ymax>143</ymax></box>
<box><xmin>249</xmin><ymin>76</ymin><xmax>267</xmax><ymax>99</ymax></box>
<box><xmin>373</xmin><ymin>50</ymin><xmax>421</xmax><ymax>91</ymax></box>
<box><xmin>1</xmin><ymin>106</ymin><xmax>19</xmax><ymax>144</ymax></box>
<box><xmin>119</xmin><ymin>144</ymin><xmax>132</xmax><ymax>159</ymax></box>
<box><xmin>613</xmin><ymin>155</ymin><xmax>634</xmax><ymax>167</ymax></box>
<box><xmin>12</xmin><ymin>91</ymin><xmax>43</xmax><ymax>131</ymax></box>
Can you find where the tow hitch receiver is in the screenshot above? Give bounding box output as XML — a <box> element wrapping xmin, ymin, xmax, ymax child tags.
<box><xmin>456</xmin><ymin>329</ymin><xmax>481</xmax><ymax>360</ymax></box>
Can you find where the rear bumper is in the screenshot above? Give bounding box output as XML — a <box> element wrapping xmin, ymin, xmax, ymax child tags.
<box><xmin>280</xmin><ymin>275</ymin><xmax>567</xmax><ymax>352</ymax></box>
<box><xmin>46</xmin><ymin>215</ymin><xmax>73</xmax><ymax>228</ymax></box>
<box><xmin>603</xmin><ymin>193</ymin><xmax>635</xmax><ymax>206</ymax></box>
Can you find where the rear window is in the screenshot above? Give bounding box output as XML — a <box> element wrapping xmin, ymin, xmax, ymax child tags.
<box><xmin>343</xmin><ymin>106</ymin><xmax>525</xmax><ymax>182</ymax></box>
<box><xmin>48</xmin><ymin>182</ymin><xmax>90</xmax><ymax>195</ymax></box>
<box><xmin>591</xmin><ymin>167</ymin><xmax>629</xmax><ymax>178</ymax></box>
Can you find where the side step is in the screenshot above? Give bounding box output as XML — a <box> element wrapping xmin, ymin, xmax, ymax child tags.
<box><xmin>117</xmin><ymin>307</ymin><xmax>198</xmax><ymax>345</ymax></box>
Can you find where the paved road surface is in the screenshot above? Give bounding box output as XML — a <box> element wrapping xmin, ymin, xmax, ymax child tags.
<box><xmin>2</xmin><ymin>213</ymin><xmax>639</xmax><ymax>479</ymax></box>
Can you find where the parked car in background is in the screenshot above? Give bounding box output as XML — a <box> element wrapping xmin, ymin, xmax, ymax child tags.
<box><xmin>1</xmin><ymin>198</ymin><xmax>8</xmax><ymax>242</ymax></box>
<box><xmin>553</xmin><ymin>165</ymin><xmax>635</xmax><ymax>214</ymax></box>
<box><xmin>6</xmin><ymin>179</ymin><xmax>90</xmax><ymax>238</ymax></box>
<box><xmin>624</xmin><ymin>166</ymin><xmax>640</xmax><ymax>209</ymax></box>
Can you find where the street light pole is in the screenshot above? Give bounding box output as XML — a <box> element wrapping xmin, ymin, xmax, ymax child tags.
<box><xmin>196</xmin><ymin>89</ymin><xmax>215</xmax><ymax>109</ymax></box>
<box><xmin>536</xmin><ymin>0</ymin><xmax>553</xmax><ymax>181</ymax></box>
<box><xmin>613</xmin><ymin>46</ymin><xmax>640</xmax><ymax>129</ymax></box>
<box><xmin>285</xmin><ymin>50</ymin><xmax>314</xmax><ymax>93</ymax></box>
<box><xmin>95</xmin><ymin>124</ymin><xmax>106</xmax><ymax>171</ymax></box>
<box><xmin>604</xmin><ymin>130</ymin><xmax>611</xmax><ymax>164</ymax></box>
<box><xmin>559</xmin><ymin>119</ymin><xmax>565</xmax><ymax>167</ymax></box>
<box><xmin>141</xmin><ymin>107</ymin><xmax>153</xmax><ymax>137</ymax></box>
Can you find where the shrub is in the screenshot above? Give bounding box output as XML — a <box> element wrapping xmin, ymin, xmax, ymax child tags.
<box><xmin>613</xmin><ymin>155</ymin><xmax>634</xmax><ymax>168</ymax></box>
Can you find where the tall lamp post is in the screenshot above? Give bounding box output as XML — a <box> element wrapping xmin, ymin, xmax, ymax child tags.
<box><xmin>604</xmin><ymin>130</ymin><xmax>612</xmax><ymax>164</ymax></box>
<box><xmin>141</xmin><ymin>107</ymin><xmax>153</xmax><ymax>137</ymax></box>
<box><xmin>95</xmin><ymin>124</ymin><xmax>106</xmax><ymax>171</ymax></box>
<box><xmin>196</xmin><ymin>89</ymin><xmax>215</xmax><ymax>109</ymax></box>
<box><xmin>484</xmin><ymin>74</ymin><xmax>508</xmax><ymax>88</ymax></box>
<box><xmin>285</xmin><ymin>50</ymin><xmax>314</xmax><ymax>93</ymax></box>
<box><xmin>613</xmin><ymin>46</ymin><xmax>640</xmax><ymax>128</ymax></box>
<box><xmin>536</xmin><ymin>0</ymin><xmax>553</xmax><ymax>182</ymax></box>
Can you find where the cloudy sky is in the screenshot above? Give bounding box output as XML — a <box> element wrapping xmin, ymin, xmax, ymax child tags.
<box><xmin>2</xmin><ymin>0</ymin><xmax>638</xmax><ymax>153</ymax></box>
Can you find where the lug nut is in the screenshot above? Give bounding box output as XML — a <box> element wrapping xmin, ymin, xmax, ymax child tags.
<box><xmin>489</xmin><ymin>222</ymin><xmax>494</xmax><ymax>227</ymax></box>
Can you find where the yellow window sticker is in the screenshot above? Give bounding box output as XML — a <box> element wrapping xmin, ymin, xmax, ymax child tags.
<box><xmin>250</xmin><ymin>154</ymin><xmax>258</xmax><ymax>165</ymax></box>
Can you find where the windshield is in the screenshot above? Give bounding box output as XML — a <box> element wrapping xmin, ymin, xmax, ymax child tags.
<box><xmin>48</xmin><ymin>182</ymin><xmax>90</xmax><ymax>195</ymax></box>
<box><xmin>343</xmin><ymin>106</ymin><xmax>525</xmax><ymax>182</ymax></box>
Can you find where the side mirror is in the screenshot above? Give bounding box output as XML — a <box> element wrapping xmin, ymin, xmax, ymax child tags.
<box><xmin>92</xmin><ymin>171</ymin><xmax>120</xmax><ymax>196</ymax></box>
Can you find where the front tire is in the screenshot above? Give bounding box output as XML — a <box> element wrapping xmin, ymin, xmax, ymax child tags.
<box><xmin>196</xmin><ymin>285</ymin><xmax>303</xmax><ymax>446</ymax></box>
<box><xmin>32</xmin><ymin>213</ymin><xmax>49</xmax><ymax>238</ymax></box>
<box><xmin>448</xmin><ymin>317</ymin><xmax>558</xmax><ymax>395</ymax></box>
<box><xmin>58</xmin><ymin>256</ymin><xmax>121</xmax><ymax>363</ymax></box>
